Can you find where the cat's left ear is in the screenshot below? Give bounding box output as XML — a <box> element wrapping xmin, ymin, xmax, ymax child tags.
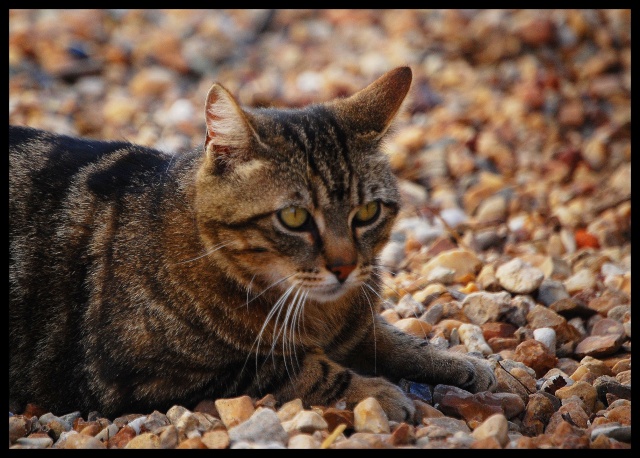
<box><xmin>332</xmin><ymin>66</ymin><xmax>412</xmax><ymax>141</ymax></box>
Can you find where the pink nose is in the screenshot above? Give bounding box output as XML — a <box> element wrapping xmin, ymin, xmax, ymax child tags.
<box><xmin>329</xmin><ymin>263</ymin><xmax>356</xmax><ymax>283</ymax></box>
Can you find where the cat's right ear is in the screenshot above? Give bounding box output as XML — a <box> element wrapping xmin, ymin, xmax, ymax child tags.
<box><xmin>203</xmin><ymin>84</ymin><xmax>260</xmax><ymax>173</ymax></box>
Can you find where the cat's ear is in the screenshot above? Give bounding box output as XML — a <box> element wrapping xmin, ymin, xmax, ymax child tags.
<box><xmin>203</xmin><ymin>83</ymin><xmax>260</xmax><ymax>172</ymax></box>
<box><xmin>333</xmin><ymin>66</ymin><xmax>412</xmax><ymax>140</ymax></box>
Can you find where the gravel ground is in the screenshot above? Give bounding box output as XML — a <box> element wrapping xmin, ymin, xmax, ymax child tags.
<box><xmin>9</xmin><ymin>9</ymin><xmax>631</xmax><ymax>449</ymax></box>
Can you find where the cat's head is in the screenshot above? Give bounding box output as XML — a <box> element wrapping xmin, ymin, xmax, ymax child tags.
<box><xmin>194</xmin><ymin>67</ymin><xmax>412</xmax><ymax>304</ymax></box>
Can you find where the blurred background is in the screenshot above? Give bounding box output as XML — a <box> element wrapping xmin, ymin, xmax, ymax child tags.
<box><xmin>8</xmin><ymin>9</ymin><xmax>631</xmax><ymax>257</ymax></box>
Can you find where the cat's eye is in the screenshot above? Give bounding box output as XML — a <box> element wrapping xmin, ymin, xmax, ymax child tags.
<box><xmin>278</xmin><ymin>206</ymin><xmax>310</xmax><ymax>230</ymax></box>
<box><xmin>353</xmin><ymin>201</ymin><xmax>380</xmax><ymax>226</ymax></box>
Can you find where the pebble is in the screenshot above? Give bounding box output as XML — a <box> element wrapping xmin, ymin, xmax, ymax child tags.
<box><xmin>475</xmin><ymin>193</ymin><xmax>508</xmax><ymax>223</ymax></box>
<box><xmin>94</xmin><ymin>423</ymin><xmax>119</xmax><ymax>442</ymax></box>
<box><xmin>573</xmin><ymin>334</ymin><xmax>624</xmax><ymax>359</ymax></box>
<box><xmin>215</xmin><ymin>395</ymin><xmax>255</xmax><ymax>429</ymax></box>
<box><xmin>123</xmin><ymin>432</ymin><xmax>159</xmax><ymax>449</ymax></box>
<box><xmin>526</xmin><ymin>304</ymin><xmax>581</xmax><ymax>346</ymax></box>
<box><xmin>282</xmin><ymin>410</ymin><xmax>328</xmax><ymax>434</ymax></box>
<box><xmin>563</xmin><ymin>268</ymin><xmax>596</xmax><ymax>294</ymax></box>
<box><xmin>554</xmin><ymin>381</ymin><xmax>598</xmax><ymax>415</ymax></box>
<box><xmin>604</xmin><ymin>404</ymin><xmax>631</xmax><ymax>425</ymax></box>
<box><xmin>276</xmin><ymin>398</ymin><xmax>304</xmax><ymax>422</ymax></box>
<box><xmin>176</xmin><ymin>437</ymin><xmax>208</xmax><ymax>449</ymax></box>
<box><xmin>288</xmin><ymin>433</ymin><xmax>322</xmax><ymax>449</ymax></box>
<box><xmin>471</xmin><ymin>413</ymin><xmax>509</xmax><ymax>447</ymax></box>
<box><xmin>513</xmin><ymin>339</ymin><xmax>558</xmax><ymax>378</ymax></box>
<box><xmin>420</xmin><ymin>249</ymin><xmax>483</xmax><ymax>285</ymax></box>
<box><xmin>56</xmin><ymin>430</ymin><xmax>107</xmax><ymax>449</ymax></box>
<box><xmin>322</xmin><ymin>408</ymin><xmax>354</xmax><ymax>432</ymax></box>
<box><xmin>394</xmin><ymin>318</ymin><xmax>432</xmax><ymax>339</ymax></box>
<box><xmin>533</xmin><ymin>327</ymin><xmax>556</xmax><ymax>355</ymax></box>
<box><xmin>590</xmin><ymin>423</ymin><xmax>631</xmax><ymax>443</ymax></box>
<box><xmin>228</xmin><ymin>407</ymin><xmax>289</xmax><ymax>447</ymax></box>
<box><xmin>159</xmin><ymin>425</ymin><xmax>179</xmax><ymax>449</ymax></box>
<box><xmin>521</xmin><ymin>393</ymin><xmax>556</xmax><ymax>436</ymax></box>
<box><xmin>9</xmin><ymin>416</ymin><xmax>31</xmax><ymax>444</ymax></box>
<box><xmin>15</xmin><ymin>435</ymin><xmax>54</xmax><ymax>448</ymax></box>
<box><xmin>458</xmin><ymin>323</ymin><xmax>493</xmax><ymax>355</ymax></box>
<box><xmin>107</xmin><ymin>424</ymin><xmax>136</xmax><ymax>448</ymax></box>
<box><xmin>395</xmin><ymin>293</ymin><xmax>426</xmax><ymax>318</ymax></box>
<box><xmin>353</xmin><ymin>397</ymin><xmax>390</xmax><ymax>434</ymax></box>
<box><xmin>535</xmin><ymin>278</ymin><xmax>570</xmax><ymax>306</ymax></box>
<box><xmin>593</xmin><ymin>375</ymin><xmax>631</xmax><ymax>403</ymax></box>
<box><xmin>232</xmin><ymin>440</ymin><xmax>287</xmax><ymax>449</ymax></box>
<box><xmin>495</xmin><ymin>258</ymin><xmax>544</xmax><ymax>294</ymax></box>
<box><xmin>461</xmin><ymin>291</ymin><xmax>511</xmax><ymax>325</ymax></box>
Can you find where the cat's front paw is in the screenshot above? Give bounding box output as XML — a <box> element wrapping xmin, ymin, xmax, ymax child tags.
<box><xmin>347</xmin><ymin>375</ymin><xmax>416</xmax><ymax>423</ymax></box>
<box><xmin>458</xmin><ymin>355</ymin><xmax>497</xmax><ymax>393</ymax></box>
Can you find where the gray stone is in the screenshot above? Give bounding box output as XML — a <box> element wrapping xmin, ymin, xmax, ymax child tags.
<box><xmin>421</xmin><ymin>302</ymin><xmax>444</xmax><ymax>325</ymax></box>
<box><xmin>94</xmin><ymin>424</ymin><xmax>119</xmax><ymax>442</ymax></box>
<box><xmin>228</xmin><ymin>407</ymin><xmax>288</xmax><ymax>446</ymax></box>
<box><xmin>462</xmin><ymin>291</ymin><xmax>511</xmax><ymax>325</ymax></box>
<box><xmin>15</xmin><ymin>436</ymin><xmax>53</xmax><ymax>448</ymax></box>
<box><xmin>395</xmin><ymin>293</ymin><xmax>425</xmax><ymax>318</ymax></box>
<box><xmin>590</xmin><ymin>423</ymin><xmax>631</xmax><ymax>443</ymax></box>
<box><xmin>59</xmin><ymin>411</ymin><xmax>83</xmax><ymax>426</ymax></box>
<box><xmin>231</xmin><ymin>440</ymin><xmax>287</xmax><ymax>449</ymax></box>
<box><xmin>127</xmin><ymin>415</ymin><xmax>148</xmax><ymax>434</ymax></box>
<box><xmin>536</xmin><ymin>278</ymin><xmax>570</xmax><ymax>306</ymax></box>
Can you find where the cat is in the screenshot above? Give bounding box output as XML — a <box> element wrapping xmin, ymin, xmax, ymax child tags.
<box><xmin>9</xmin><ymin>66</ymin><xmax>496</xmax><ymax>422</ymax></box>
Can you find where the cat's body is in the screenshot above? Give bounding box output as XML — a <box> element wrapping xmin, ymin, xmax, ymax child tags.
<box><xmin>10</xmin><ymin>67</ymin><xmax>496</xmax><ymax>421</ymax></box>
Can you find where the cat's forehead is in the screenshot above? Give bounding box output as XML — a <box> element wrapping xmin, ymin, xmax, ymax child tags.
<box><xmin>247</xmin><ymin>104</ymin><xmax>399</xmax><ymax>208</ymax></box>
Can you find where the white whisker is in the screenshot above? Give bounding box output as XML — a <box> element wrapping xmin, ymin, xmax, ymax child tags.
<box><xmin>235</xmin><ymin>273</ymin><xmax>296</xmax><ymax>310</ymax></box>
<box><xmin>175</xmin><ymin>241</ymin><xmax>231</xmax><ymax>264</ymax></box>
<box><xmin>360</xmin><ymin>285</ymin><xmax>378</xmax><ymax>375</ymax></box>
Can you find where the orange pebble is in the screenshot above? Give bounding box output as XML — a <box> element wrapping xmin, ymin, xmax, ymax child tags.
<box><xmin>575</xmin><ymin>229</ymin><xmax>600</xmax><ymax>249</ymax></box>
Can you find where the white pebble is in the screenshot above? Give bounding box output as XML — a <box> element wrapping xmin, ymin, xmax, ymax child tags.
<box><xmin>533</xmin><ymin>327</ymin><xmax>557</xmax><ymax>355</ymax></box>
<box><xmin>458</xmin><ymin>323</ymin><xmax>492</xmax><ymax>355</ymax></box>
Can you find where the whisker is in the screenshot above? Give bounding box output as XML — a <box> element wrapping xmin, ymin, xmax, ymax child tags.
<box><xmin>375</xmin><ymin>264</ymin><xmax>435</xmax><ymax>293</ymax></box>
<box><xmin>235</xmin><ymin>273</ymin><xmax>296</xmax><ymax>310</ymax></box>
<box><xmin>272</xmin><ymin>285</ymin><xmax>298</xmax><ymax>382</ymax></box>
<box><xmin>245</xmin><ymin>274</ymin><xmax>256</xmax><ymax>311</ymax></box>
<box><xmin>175</xmin><ymin>241</ymin><xmax>232</xmax><ymax>264</ymax></box>
<box><xmin>283</xmin><ymin>287</ymin><xmax>302</xmax><ymax>381</ymax></box>
<box><xmin>290</xmin><ymin>289</ymin><xmax>308</xmax><ymax>373</ymax></box>
<box><xmin>360</xmin><ymin>285</ymin><xmax>377</xmax><ymax>375</ymax></box>
<box><xmin>240</xmin><ymin>282</ymin><xmax>295</xmax><ymax>389</ymax></box>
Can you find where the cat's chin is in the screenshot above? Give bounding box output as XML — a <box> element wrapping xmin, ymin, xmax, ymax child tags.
<box><xmin>304</xmin><ymin>283</ymin><xmax>358</xmax><ymax>303</ymax></box>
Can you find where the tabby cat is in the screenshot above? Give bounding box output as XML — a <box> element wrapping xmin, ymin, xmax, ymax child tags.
<box><xmin>9</xmin><ymin>67</ymin><xmax>496</xmax><ymax>422</ymax></box>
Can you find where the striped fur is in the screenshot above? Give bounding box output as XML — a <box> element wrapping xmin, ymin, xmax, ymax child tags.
<box><xmin>9</xmin><ymin>67</ymin><xmax>496</xmax><ymax>421</ymax></box>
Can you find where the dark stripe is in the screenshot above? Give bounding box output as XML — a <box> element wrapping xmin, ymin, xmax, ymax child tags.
<box><xmin>307</xmin><ymin>360</ymin><xmax>330</xmax><ymax>396</ymax></box>
<box><xmin>86</xmin><ymin>148</ymin><xmax>168</xmax><ymax>200</ymax></box>
<box><xmin>321</xmin><ymin>370</ymin><xmax>353</xmax><ymax>403</ymax></box>
<box><xmin>319</xmin><ymin>108</ymin><xmax>352</xmax><ymax>200</ymax></box>
<box><xmin>215</xmin><ymin>210</ymin><xmax>274</xmax><ymax>230</ymax></box>
<box><xmin>332</xmin><ymin>301</ymin><xmax>373</xmax><ymax>351</ymax></box>
<box><xmin>276</xmin><ymin>114</ymin><xmax>309</xmax><ymax>152</ymax></box>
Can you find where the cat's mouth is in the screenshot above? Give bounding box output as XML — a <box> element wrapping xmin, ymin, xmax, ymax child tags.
<box><xmin>296</xmin><ymin>276</ymin><xmax>364</xmax><ymax>303</ymax></box>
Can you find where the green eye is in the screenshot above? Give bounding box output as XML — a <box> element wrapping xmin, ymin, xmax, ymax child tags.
<box><xmin>278</xmin><ymin>206</ymin><xmax>310</xmax><ymax>229</ymax></box>
<box><xmin>354</xmin><ymin>201</ymin><xmax>380</xmax><ymax>226</ymax></box>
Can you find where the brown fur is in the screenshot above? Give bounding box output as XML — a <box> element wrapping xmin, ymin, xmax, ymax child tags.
<box><xmin>9</xmin><ymin>67</ymin><xmax>496</xmax><ymax>421</ymax></box>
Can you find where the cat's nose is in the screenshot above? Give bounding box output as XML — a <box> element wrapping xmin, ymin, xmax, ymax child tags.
<box><xmin>328</xmin><ymin>262</ymin><xmax>356</xmax><ymax>283</ymax></box>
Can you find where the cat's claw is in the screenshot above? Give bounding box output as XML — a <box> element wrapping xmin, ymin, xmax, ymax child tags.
<box><xmin>459</xmin><ymin>356</ymin><xmax>498</xmax><ymax>393</ymax></box>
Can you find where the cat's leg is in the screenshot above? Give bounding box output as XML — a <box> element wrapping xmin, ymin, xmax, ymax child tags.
<box><xmin>335</xmin><ymin>315</ymin><xmax>497</xmax><ymax>394</ymax></box>
<box><xmin>273</xmin><ymin>347</ymin><xmax>417</xmax><ymax>422</ymax></box>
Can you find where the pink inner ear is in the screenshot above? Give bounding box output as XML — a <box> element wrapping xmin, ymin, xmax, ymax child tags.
<box><xmin>204</xmin><ymin>84</ymin><xmax>255</xmax><ymax>156</ymax></box>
